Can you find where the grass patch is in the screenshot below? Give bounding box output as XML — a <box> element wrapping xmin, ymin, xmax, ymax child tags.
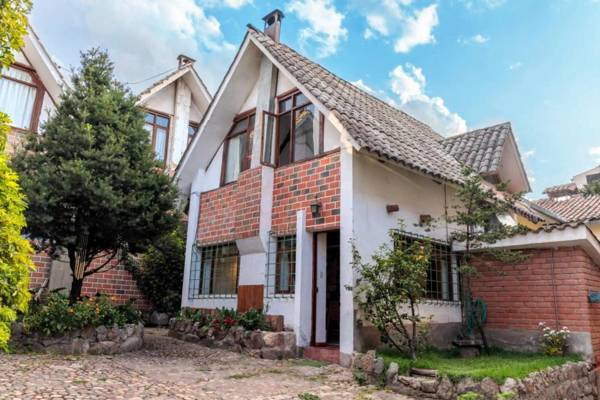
<box><xmin>298</xmin><ymin>393</ymin><xmax>320</xmax><ymax>400</ymax></box>
<box><xmin>378</xmin><ymin>348</ymin><xmax>580</xmax><ymax>383</ymax></box>
<box><xmin>289</xmin><ymin>359</ymin><xmax>328</xmax><ymax>368</ymax></box>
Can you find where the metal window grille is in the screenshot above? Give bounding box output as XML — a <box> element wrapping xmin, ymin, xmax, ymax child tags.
<box><xmin>265</xmin><ymin>234</ymin><xmax>296</xmax><ymax>298</ymax></box>
<box><xmin>188</xmin><ymin>243</ymin><xmax>239</xmax><ymax>299</ymax></box>
<box><xmin>393</xmin><ymin>231</ymin><xmax>460</xmax><ymax>303</ymax></box>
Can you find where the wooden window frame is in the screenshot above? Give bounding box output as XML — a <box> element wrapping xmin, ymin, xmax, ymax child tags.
<box><xmin>1</xmin><ymin>63</ymin><xmax>45</xmax><ymax>133</ymax></box>
<box><xmin>198</xmin><ymin>243</ymin><xmax>240</xmax><ymax>296</ymax></box>
<box><xmin>274</xmin><ymin>235</ymin><xmax>296</xmax><ymax>295</ymax></box>
<box><xmin>273</xmin><ymin>89</ymin><xmax>324</xmax><ymax>167</ymax></box>
<box><xmin>143</xmin><ymin>109</ymin><xmax>170</xmax><ymax>163</ymax></box>
<box><xmin>220</xmin><ymin>109</ymin><xmax>256</xmax><ymax>186</ymax></box>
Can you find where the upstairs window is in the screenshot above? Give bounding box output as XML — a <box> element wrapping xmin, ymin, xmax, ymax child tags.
<box><xmin>222</xmin><ymin>111</ymin><xmax>255</xmax><ymax>184</ymax></box>
<box><xmin>0</xmin><ymin>65</ymin><xmax>41</xmax><ymax>131</ymax></box>
<box><xmin>277</xmin><ymin>91</ymin><xmax>318</xmax><ymax>166</ymax></box>
<box><xmin>144</xmin><ymin>111</ymin><xmax>169</xmax><ymax>162</ymax></box>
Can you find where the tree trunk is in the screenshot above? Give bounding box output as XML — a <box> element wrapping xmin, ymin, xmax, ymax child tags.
<box><xmin>69</xmin><ymin>277</ymin><xmax>84</xmax><ymax>304</ymax></box>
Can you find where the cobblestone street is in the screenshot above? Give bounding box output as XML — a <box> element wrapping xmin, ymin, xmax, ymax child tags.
<box><xmin>0</xmin><ymin>329</ymin><xmax>410</xmax><ymax>399</ymax></box>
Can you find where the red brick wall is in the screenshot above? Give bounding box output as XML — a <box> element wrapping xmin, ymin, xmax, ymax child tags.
<box><xmin>197</xmin><ymin>167</ymin><xmax>262</xmax><ymax>245</ymax></box>
<box><xmin>471</xmin><ymin>247</ymin><xmax>600</xmax><ymax>359</ymax></box>
<box><xmin>271</xmin><ymin>150</ymin><xmax>340</xmax><ymax>234</ymax></box>
<box><xmin>28</xmin><ymin>251</ymin><xmax>150</xmax><ymax>308</ymax></box>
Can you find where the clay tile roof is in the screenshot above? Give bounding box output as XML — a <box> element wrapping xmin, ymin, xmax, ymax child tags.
<box><xmin>542</xmin><ymin>182</ymin><xmax>578</xmax><ymax>195</ymax></box>
<box><xmin>534</xmin><ymin>194</ymin><xmax>600</xmax><ymax>223</ymax></box>
<box><xmin>441</xmin><ymin>122</ymin><xmax>511</xmax><ymax>175</ymax></box>
<box><xmin>248</xmin><ymin>26</ymin><xmax>466</xmax><ymax>184</ymax></box>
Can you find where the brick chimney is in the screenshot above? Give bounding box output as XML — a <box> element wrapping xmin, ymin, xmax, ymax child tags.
<box><xmin>262</xmin><ymin>9</ymin><xmax>284</xmax><ymax>42</ymax></box>
<box><xmin>177</xmin><ymin>54</ymin><xmax>196</xmax><ymax>68</ymax></box>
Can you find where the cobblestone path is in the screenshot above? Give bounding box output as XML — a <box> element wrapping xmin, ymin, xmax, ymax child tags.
<box><xmin>0</xmin><ymin>328</ymin><xmax>410</xmax><ymax>400</ymax></box>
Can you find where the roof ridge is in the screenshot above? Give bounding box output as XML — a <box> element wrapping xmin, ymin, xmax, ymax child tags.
<box><xmin>446</xmin><ymin>121</ymin><xmax>512</xmax><ymax>141</ymax></box>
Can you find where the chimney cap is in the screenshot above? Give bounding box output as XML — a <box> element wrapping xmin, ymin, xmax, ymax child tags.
<box><xmin>262</xmin><ymin>9</ymin><xmax>285</xmax><ymax>25</ymax></box>
<box><xmin>177</xmin><ymin>54</ymin><xmax>196</xmax><ymax>67</ymax></box>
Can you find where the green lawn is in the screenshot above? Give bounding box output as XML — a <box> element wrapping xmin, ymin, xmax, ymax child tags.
<box><xmin>378</xmin><ymin>348</ymin><xmax>581</xmax><ymax>383</ymax></box>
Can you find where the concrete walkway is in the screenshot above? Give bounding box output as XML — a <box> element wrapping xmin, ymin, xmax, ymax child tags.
<box><xmin>0</xmin><ymin>328</ymin><xmax>411</xmax><ymax>399</ymax></box>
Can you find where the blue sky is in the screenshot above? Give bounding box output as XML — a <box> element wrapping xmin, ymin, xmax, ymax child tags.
<box><xmin>30</xmin><ymin>0</ymin><xmax>600</xmax><ymax>197</ymax></box>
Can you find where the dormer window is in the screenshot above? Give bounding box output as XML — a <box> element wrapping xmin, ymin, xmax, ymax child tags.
<box><xmin>143</xmin><ymin>111</ymin><xmax>169</xmax><ymax>162</ymax></box>
<box><xmin>222</xmin><ymin>111</ymin><xmax>255</xmax><ymax>184</ymax></box>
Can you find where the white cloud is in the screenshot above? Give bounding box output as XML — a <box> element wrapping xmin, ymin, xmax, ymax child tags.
<box><xmin>459</xmin><ymin>0</ymin><xmax>506</xmax><ymax>11</ymax></box>
<box><xmin>457</xmin><ymin>34</ymin><xmax>489</xmax><ymax>44</ymax></box>
<box><xmin>528</xmin><ymin>176</ymin><xmax>536</xmax><ymax>184</ymax></box>
<box><xmin>203</xmin><ymin>0</ymin><xmax>254</xmax><ymax>9</ymax></box>
<box><xmin>508</xmin><ymin>62</ymin><xmax>523</xmax><ymax>71</ymax></box>
<box><xmin>287</xmin><ymin>0</ymin><xmax>348</xmax><ymax>58</ymax></box>
<box><xmin>522</xmin><ymin>149</ymin><xmax>535</xmax><ymax>160</ymax></box>
<box><xmin>351</xmin><ymin>79</ymin><xmax>375</xmax><ymax>94</ymax></box>
<box><xmin>589</xmin><ymin>147</ymin><xmax>600</xmax><ymax>156</ymax></box>
<box><xmin>31</xmin><ymin>0</ymin><xmax>236</xmax><ymax>92</ymax></box>
<box><xmin>389</xmin><ymin>64</ymin><xmax>467</xmax><ymax>136</ymax></box>
<box><xmin>394</xmin><ymin>5</ymin><xmax>439</xmax><ymax>53</ymax></box>
<box><xmin>361</xmin><ymin>2</ymin><xmax>438</xmax><ymax>54</ymax></box>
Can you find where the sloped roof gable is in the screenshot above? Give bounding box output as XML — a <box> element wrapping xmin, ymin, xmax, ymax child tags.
<box><xmin>248</xmin><ymin>26</ymin><xmax>465</xmax><ymax>184</ymax></box>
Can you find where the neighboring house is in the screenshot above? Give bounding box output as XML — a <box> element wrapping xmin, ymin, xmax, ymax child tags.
<box><xmin>136</xmin><ymin>55</ymin><xmax>212</xmax><ymax>173</ymax></box>
<box><xmin>175</xmin><ymin>11</ymin><xmax>597</xmax><ymax>365</ymax></box>
<box><xmin>1</xmin><ymin>26</ymin><xmax>66</xmax><ymax>153</ymax></box>
<box><xmin>2</xmin><ymin>29</ymin><xmax>211</xmax><ymax>307</ymax></box>
<box><xmin>543</xmin><ymin>165</ymin><xmax>600</xmax><ymax>199</ymax></box>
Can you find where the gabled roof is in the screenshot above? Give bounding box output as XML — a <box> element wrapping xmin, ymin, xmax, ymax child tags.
<box><xmin>247</xmin><ymin>26</ymin><xmax>465</xmax><ymax>184</ymax></box>
<box><xmin>136</xmin><ymin>63</ymin><xmax>211</xmax><ymax>110</ymax></box>
<box><xmin>442</xmin><ymin>122</ymin><xmax>510</xmax><ymax>175</ymax></box>
<box><xmin>534</xmin><ymin>194</ymin><xmax>600</xmax><ymax>223</ymax></box>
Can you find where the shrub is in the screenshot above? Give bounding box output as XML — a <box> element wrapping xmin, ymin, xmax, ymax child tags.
<box><xmin>239</xmin><ymin>308</ymin><xmax>271</xmax><ymax>331</ymax></box>
<box><xmin>177</xmin><ymin>308</ymin><xmax>207</xmax><ymax>324</ymax></box>
<box><xmin>126</xmin><ymin>226</ymin><xmax>185</xmax><ymax>314</ymax></box>
<box><xmin>24</xmin><ymin>293</ymin><xmax>142</xmax><ymax>337</ymax></box>
<box><xmin>210</xmin><ymin>308</ymin><xmax>239</xmax><ymax>332</ymax></box>
<box><xmin>538</xmin><ymin>322</ymin><xmax>570</xmax><ymax>356</ymax></box>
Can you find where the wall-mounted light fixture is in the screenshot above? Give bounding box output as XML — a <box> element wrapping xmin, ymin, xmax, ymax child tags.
<box><xmin>386</xmin><ymin>204</ymin><xmax>399</xmax><ymax>213</ymax></box>
<box><xmin>310</xmin><ymin>201</ymin><xmax>322</xmax><ymax>218</ymax></box>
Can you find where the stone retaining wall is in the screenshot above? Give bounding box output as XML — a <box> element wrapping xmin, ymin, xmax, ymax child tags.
<box><xmin>169</xmin><ymin>318</ymin><xmax>297</xmax><ymax>360</ymax></box>
<box><xmin>352</xmin><ymin>351</ymin><xmax>599</xmax><ymax>399</ymax></box>
<box><xmin>11</xmin><ymin>323</ymin><xmax>144</xmax><ymax>355</ymax></box>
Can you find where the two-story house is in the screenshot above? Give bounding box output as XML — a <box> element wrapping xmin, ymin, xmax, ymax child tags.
<box><xmin>176</xmin><ymin>10</ymin><xmax>587</xmax><ymax>364</ymax></box>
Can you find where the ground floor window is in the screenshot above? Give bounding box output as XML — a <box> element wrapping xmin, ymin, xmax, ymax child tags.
<box><xmin>189</xmin><ymin>243</ymin><xmax>239</xmax><ymax>298</ymax></box>
<box><xmin>394</xmin><ymin>232</ymin><xmax>458</xmax><ymax>302</ymax></box>
<box><xmin>265</xmin><ymin>234</ymin><xmax>297</xmax><ymax>297</ymax></box>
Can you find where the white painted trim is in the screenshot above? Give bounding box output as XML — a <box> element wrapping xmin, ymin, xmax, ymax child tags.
<box><xmin>181</xmin><ymin>169</ymin><xmax>205</xmax><ymax>307</ymax></box>
<box><xmin>462</xmin><ymin>225</ymin><xmax>600</xmax><ymax>266</ymax></box>
<box><xmin>294</xmin><ymin>210</ymin><xmax>313</xmax><ymax>347</ymax></box>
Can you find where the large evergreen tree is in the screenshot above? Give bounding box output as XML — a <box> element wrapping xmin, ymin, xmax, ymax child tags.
<box><xmin>13</xmin><ymin>49</ymin><xmax>179</xmax><ymax>303</ymax></box>
<box><xmin>0</xmin><ymin>0</ymin><xmax>33</xmax><ymax>350</ymax></box>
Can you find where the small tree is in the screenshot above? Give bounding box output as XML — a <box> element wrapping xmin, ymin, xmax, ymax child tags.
<box><xmin>351</xmin><ymin>227</ymin><xmax>432</xmax><ymax>360</ymax></box>
<box><xmin>448</xmin><ymin>167</ymin><xmax>525</xmax><ymax>351</ymax></box>
<box><xmin>13</xmin><ymin>49</ymin><xmax>179</xmax><ymax>304</ymax></box>
<box><xmin>126</xmin><ymin>225</ymin><xmax>185</xmax><ymax>314</ymax></box>
<box><xmin>582</xmin><ymin>181</ymin><xmax>600</xmax><ymax>197</ymax></box>
<box><xmin>0</xmin><ymin>0</ymin><xmax>33</xmax><ymax>351</ymax></box>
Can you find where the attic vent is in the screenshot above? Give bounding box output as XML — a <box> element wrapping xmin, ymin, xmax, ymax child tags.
<box><xmin>262</xmin><ymin>9</ymin><xmax>284</xmax><ymax>42</ymax></box>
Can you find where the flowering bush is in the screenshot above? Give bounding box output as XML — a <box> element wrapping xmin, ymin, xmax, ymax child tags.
<box><xmin>176</xmin><ymin>307</ymin><xmax>271</xmax><ymax>332</ymax></box>
<box><xmin>538</xmin><ymin>322</ymin><xmax>570</xmax><ymax>356</ymax></box>
<box><xmin>23</xmin><ymin>293</ymin><xmax>142</xmax><ymax>337</ymax></box>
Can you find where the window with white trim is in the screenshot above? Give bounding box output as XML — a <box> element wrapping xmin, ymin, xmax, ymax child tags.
<box><xmin>0</xmin><ymin>65</ymin><xmax>40</xmax><ymax>130</ymax></box>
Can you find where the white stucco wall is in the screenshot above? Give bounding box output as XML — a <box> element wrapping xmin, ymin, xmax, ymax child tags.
<box><xmin>351</xmin><ymin>151</ymin><xmax>462</xmax><ymax>324</ymax></box>
<box><xmin>144</xmin><ymin>83</ymin><xmax>175</xmax><ymax>115</ymax></box>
